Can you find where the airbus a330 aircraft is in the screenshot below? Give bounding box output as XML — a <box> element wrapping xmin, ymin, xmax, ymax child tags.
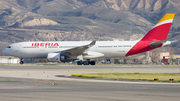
<box><xmin>2</xmin><ymin>14</ymin><xmax>175</xmax><ymax>65</ymax></box>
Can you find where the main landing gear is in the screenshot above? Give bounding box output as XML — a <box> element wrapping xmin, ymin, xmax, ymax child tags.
<box><xmin>77</xmin><ymin>59</ymin><xmax>95</xmax><ymax>65</ymax></box>
<box><xmin>20</xmin><ymin>58</ymin><xmax>24</xmax><ymax>64</ymax></box>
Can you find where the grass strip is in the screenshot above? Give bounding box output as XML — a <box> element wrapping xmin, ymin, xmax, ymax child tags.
<box><xmin>72</xmin><ymin>73</ymin><xmax>180</xmax><ymax>82</ymax></box>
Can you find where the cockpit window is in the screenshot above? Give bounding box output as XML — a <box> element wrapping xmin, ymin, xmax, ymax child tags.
<box><xmin>7</xmin><ymin>46</ymin><xmax>11</xmax><ymax>48</ymax></box>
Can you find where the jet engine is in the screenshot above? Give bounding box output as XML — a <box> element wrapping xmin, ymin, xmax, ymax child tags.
<box><xmin>47</xmin><ymin>53</ymin><xmax>66</xmax><ymax>62</ymax></box>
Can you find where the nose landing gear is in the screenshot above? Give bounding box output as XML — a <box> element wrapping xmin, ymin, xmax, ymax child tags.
<box><xmin>20</xmin><ymin>58</ymin><xmax>24</xmax><ymax>64</ymax></box>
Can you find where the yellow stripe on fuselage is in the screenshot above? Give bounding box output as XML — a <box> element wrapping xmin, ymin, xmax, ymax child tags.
<box><xmin>155</xmin><ymin>14</ymin><xmax>175</xmax><ymax>25</ymax></box>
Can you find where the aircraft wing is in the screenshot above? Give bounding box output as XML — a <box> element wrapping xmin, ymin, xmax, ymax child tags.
<box><xmin>60</xmin><ymin>41</ymin><xmax>96</xmax><ymax>56</ymax></box>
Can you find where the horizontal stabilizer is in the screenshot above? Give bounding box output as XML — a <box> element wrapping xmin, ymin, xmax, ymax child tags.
<box><xmin>162</xmin><ymin>40</ymin><xmax>178</xmax><ymax>46</ymax></box>
<box><xmin>150</xmin><ymin>40</ymin><xmax>177</xmax><ymax>47</ymax></box>
<box><xmin>150</xmin><ymin>40</ymin><xmax>166</xmax><ymax>47</ymax></box>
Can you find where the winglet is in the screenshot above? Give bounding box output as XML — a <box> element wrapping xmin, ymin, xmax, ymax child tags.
<box><xmin>89</xmin><ymin>40</ymin><xmax>96</xmax><ymax>47</ymax></box>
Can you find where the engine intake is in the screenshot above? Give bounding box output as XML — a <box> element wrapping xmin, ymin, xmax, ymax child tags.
<box><xmin>47</xmin><ymin>53</ymin><xmax>66</xmax><ymax>62</ymax></box>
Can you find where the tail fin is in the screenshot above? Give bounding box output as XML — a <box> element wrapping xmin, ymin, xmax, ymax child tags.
<box><xmin>141</xmin><ymin>14</ymin><xmax>175</xmax><ymax>41</ymax></box>
<box><xmin>126</xmin><ymin>14</ymin><xmax>175</xmax><ymax>56</ymax></box>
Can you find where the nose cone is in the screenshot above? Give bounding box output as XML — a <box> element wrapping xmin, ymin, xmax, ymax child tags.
<box><xmin>2</xmin><ymin>48</ymin><xmax>8</xmax><ymax>54</ymax></box>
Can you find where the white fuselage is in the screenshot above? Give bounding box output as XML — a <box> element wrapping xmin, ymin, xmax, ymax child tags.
<box><xmin>2</xmin><ymin>41</ymin><xmax>139</xmax><ymax>59</ymax></box>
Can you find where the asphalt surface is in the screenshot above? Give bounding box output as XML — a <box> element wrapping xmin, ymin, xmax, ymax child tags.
<box><xmin>0</xmin><ymin>65</ymin><xmax>180</xmax><ymax>101</ymax></box>
<box><xmin>0</xmin><ymin>65</ymin><xmax>180</xmax><ymax>71</ymax></box>
<box><xmin>0</xmin><ymin>77</ymin><xmax>180</xmax><ymax>101</ymax></box>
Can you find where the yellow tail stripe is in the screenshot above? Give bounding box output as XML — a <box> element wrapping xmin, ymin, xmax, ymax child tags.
<box><xmin>155</xmin><ymin>14</ymin><xmax>175</xmax><ymax>25</ymax></box>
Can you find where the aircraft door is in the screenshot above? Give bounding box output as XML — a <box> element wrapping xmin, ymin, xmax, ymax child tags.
<box><xmin>14</xmin><ymin>44</ymin><xmax>21</xmax><ymax>52</ymax></box>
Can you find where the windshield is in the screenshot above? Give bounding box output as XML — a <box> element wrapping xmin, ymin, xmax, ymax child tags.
<box><xmin>7</xmin><ymin>46</ymin><xmax>11</xmax><ymax>48</ymax></box>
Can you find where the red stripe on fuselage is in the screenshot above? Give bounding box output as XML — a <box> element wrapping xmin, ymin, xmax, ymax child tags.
<box><xmin>125</xmin><ymin>23</ymin><xmax>172</xmax><ymax>56</ymax></box>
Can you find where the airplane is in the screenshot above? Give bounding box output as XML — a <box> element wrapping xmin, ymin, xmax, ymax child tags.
<box><xmin>2</xmin><ymin>13</ymin><xmax>175</xmax><ymax>65</ymax></box>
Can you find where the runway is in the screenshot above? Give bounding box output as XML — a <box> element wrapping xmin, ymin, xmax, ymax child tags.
<box><xmin>0</xmin><ymin>77</ymin><xmax>180</xmax><ymax>101</ymax></box>
<box><xmin>0</xmin><ymin>65</ymin><xmax>180</xmax><ymax>101</ymax></box>
<box><xmin>1</xmin><ymin>65</ymin><xmax>180</xmax><ymax>71</ymax></box>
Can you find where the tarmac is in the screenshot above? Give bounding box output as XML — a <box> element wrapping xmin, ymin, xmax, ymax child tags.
<box><xmin>0</xmin><ymin>65</ymin><xmax>180</xmax><ymax>101</ymax></box>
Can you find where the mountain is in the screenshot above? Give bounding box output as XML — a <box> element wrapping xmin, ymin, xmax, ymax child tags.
<box><xmin>0</xmin><ymin>0</ymin><xmax>180</xmax><ymax>55</ymax></box>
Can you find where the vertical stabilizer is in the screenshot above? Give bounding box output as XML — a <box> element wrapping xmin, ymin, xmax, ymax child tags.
<box><xmin>141</xmin><ymin>14</ymin><xmax>175</xmax><ymax>41</ymax></box>
<box><xmin>126</xmin><ymin>14</ymin><xmax>175</xmax><ymax>56</ymax></box>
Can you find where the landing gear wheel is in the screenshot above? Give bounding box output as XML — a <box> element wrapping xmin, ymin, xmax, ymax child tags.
<box><xmin>20</xmin><ymin>61</ymin><xmax>24</xmax><ymax>64</ymax></box>
<box><xmin>83</xmin><ymin>61</ymin><xmax>89</xmax><ymax>65</ymax></box>
<box><xmin>77</xmin><ymin>61</ymin><xmax>83</xmax><ymax>65</ymax></box>
<box><xmin>20</xmin><ymin>58</ymin><xmax>24</xmax><ymax>64</ymax></box>
<box><xmin>90</xmin><ymin>61</ymin><xmax>95</xmax><ymax>65</ymax></box>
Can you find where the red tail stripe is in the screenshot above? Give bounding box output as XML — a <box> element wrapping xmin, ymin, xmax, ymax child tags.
<box><xmin>141</xmin><ymin>23</ymin><xmax>172</xmax><ymax>41</ymax></box>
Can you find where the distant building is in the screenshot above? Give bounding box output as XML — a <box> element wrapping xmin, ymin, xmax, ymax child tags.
<box><xmin>159</xmin><ymin>52</ymin><xmax>169</xmax><ymax>59</ymax></box>
<box><xmin>158</xmin><ymin>52</ymin><xmax>180</xmax><ymax>64</ymax></box>
<box><xmin>0</xmin><ymin>58</ymin><xmax>20</xmax><ymax>64</ymax></box>
<box><xmin>0</xmin><ymin>56</ymin><xmax>37</xmax><ymax>64</ymax></box>
<box><xmin>172</xmin><ymin>54</ymin><xmax>180</xmax><ymax>59</ymax></box>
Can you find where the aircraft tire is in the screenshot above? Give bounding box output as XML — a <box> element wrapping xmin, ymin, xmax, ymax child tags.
<box><xmin>77</xmin><ymin>61</ymin><xmax>82</xmax><ymax>65</ymax></box>
<box><xmin>90</xmin><ymin>61</ymin><xmax>95</xmax><ymax>65</ymax></box>
<box><xmin>83</xmin><ymin>61</ymin><xmax>89</xmax><ymax>65</ymax></box>
<box><xmin>20</xmin><ymin>61</ymin><xmax>24</xmax><ymax>64</ymax></box>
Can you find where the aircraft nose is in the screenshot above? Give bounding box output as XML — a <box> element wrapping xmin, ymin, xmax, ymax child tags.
<box><xmin>2</xmin><ymin>48</ymin><xmax>7</xmax><ymax>54</ymax></box>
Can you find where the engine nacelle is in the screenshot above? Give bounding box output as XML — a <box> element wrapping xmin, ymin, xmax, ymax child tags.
<box><xmin>47</xmin><ymin>53</ymin><xmax>66</xmax><ymax>62</ymax></box>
